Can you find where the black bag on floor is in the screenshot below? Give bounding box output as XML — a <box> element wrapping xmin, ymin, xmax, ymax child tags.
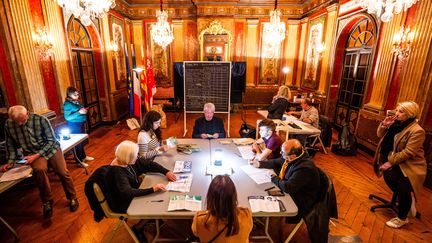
<box><xmin>331</xmin><ymin>124</ymin><xmax>357</xmax><ymax>156</ymax></box>
<box><xmin>239</xmin><ymin>123</ymin><xmax>256</xmax><ymax>139</ymax></box>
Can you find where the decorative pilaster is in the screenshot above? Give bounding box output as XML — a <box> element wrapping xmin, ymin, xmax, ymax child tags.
<box><xmin>398</xmin><ymin>0</ymin><xmax>432</xmax><ymax>109</ymax></box>
<box><xmin>8</xmin><ymin>0</ymin><xmax>48</xmax><ymax>113</ymax></box>
<box><xmin>295</xmin><ymin>18</ymin><xmax>308</xmax><ymax>87</ymax></box>
<box><xmin>43</xmin><ymin>0</ymin><xmax>72</xmax><ymax>103</ymax></box>
<box><xmin>245</xmin><ymin>19</ymin><xmax>258</xmax><ymax>86</ymax></box>
<box><xmin>318</xmin><ymin>4</ymin><xmax>338</xmax><ymax>93</ymax></box>
<box><xmin>285</xmin><ymin>20</ymin><xmax>300</xmax><ymax>86</ymax></box>
<box><xmin>172</xmin><ymin>19</ymin><xmax>184</xmax><ymax>62</ymax></box>
<box><xmin>365</xmin><ymin>12</ymin><xmax>405</xmax><ymax>111</ymax></box>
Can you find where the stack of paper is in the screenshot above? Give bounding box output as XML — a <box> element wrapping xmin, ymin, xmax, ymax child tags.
<box><xmin>237</xmin><ymin>145</ymin><xmax>254</xmax><ymax>160</ymax></box>
<box><xmin>248</xmin><ymin>196</ymin><xmax>281</xmax><ymax>213</ymax></box>
<box><xmin>166</xmin><ymin>174</ymin><xmax>193</xmax><ymax>192</ymax></box>
<box><xmin>167</xmin><ymin>195</ymin><xmax>202</xmax><ymax>212</ymax></box>
<box><xmin>232</xmin><ymin>138</ymin><xmax>254</xmax><ymax>146</ymax></box>
<box><xmin>206</xmin><ymin>165</ymin><xmax>233</xmax><ymax>176</ymax></box>
<box><xmin>0</xmin><ymin>166</ymin><xmax>32</xmax><ymax>182</ymax></box>
<box><xmin>240</xmin><ymin>165</ymin><xmax>273</xmax><ymax>184</ymax></box>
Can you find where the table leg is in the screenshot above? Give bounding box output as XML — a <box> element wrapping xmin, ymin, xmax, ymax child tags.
<box><xmin>73</xmin><ymin>147</ymin><xmax>88</xmax><ymax>175</ymax></box>
<box><xmin>0</xmin><ymin>216</ymin><xmax>19</xmax><ymax>241</ymax></box>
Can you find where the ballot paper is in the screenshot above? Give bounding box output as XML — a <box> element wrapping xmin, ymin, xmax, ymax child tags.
<box><xmin>248</xmin><ymin>196</ymin><xmax>282</xmax><ymax>213</ymax></box>
<box><xmin>167</xmin><ymin>195</ymin><xmax>202</xmax><ymax>212</ymax></box>
<box><xmin>240</xmin><ymin>165</ymin><xmax>273</xmax><ymax>184</ymax></box>
<box><xmin>173</xmin><ymin>160</ymin><xmax>192</xmax><ymax>173</ymax></box>
<box><xmin>237</xmin><ymin>145</ymin><xmax>255</xmax><ymax>160</ymax></box>
<box><xmin>206</xmin><ymin>165</ymin><xmax>233</xmax><ymax>176</ymax></box>
<box><xmin>0</xmin><ymin>166</ymin><xmax>32</xmax><ymax>182</ymax></box>
<box><xmin>166</xmin><ymin>174</ymin><xmax>193</xmax><ymax>192</ymax></box>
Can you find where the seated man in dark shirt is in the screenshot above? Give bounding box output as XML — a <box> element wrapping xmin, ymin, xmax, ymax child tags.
<box><xmin>252</xmin><ymin>139</ymin><xmax>321</xmax><ymax>221</ymax></box>
<box><xmin>192</xmin><ymin>103</ymin><xmax>226</xmax><ymax>139</ymax></box>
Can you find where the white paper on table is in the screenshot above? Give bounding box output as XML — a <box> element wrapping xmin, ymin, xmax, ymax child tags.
<box><xmin>167</xmin><ymin>195</ymin><xmax>202</xmax><ymax>212</ymax></box>
<box><xmin>173</xmin><ymin>160</ymin><xmax>192</xmax><ymax>173</ymax></box>
<box><xmin>237</xmin><ymin>145</ymin><xmax>255</xmax><ymax>160</ymax></box>
<box><xmin>248</xmin><ymin>196</ymin><xmax>280</xmax><ymax>213</ymax></box>
<box><xmin>0</xmin><ymin>166</ymin><xmax>32</xmax><ymax>182</ymax></box>
<box><xmin>206</xmin><ymin>165</ymin><xmax>233</xmax><ymax>176</ymax></box>
<box><xmin>166</xmin><ymin>174</ymin><xmax>193</xmax><ymax>192</ymax></box>
<box><xmin>240</xmin><ymin>165</ymin><xmax>273</xmax><ymax>184</ymax></box>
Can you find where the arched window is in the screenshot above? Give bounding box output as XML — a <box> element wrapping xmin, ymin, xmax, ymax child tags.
<box><xmin>346</xmin><ymin>18</ymin><xmax>375</xmax><ymax>49</ymax></box>
<box><xmin>67</xmin><ymin>18</ymin><xmax>92</xmax><ymax>48</ymax></box>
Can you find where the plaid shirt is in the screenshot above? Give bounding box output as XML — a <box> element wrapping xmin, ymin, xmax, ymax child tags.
<box><xmin>5</xmin><ymin>113</ymin><xmax>60</xmax><ymax>164</ymax></box>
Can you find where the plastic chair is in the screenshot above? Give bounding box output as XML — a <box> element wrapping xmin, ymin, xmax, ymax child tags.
<box><xmin>93</xmin><ymin>183</ymin><xmax>139</xmax><ymax>243</ymax></box>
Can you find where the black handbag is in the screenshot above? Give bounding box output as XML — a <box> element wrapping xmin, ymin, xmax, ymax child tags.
<box><xmin>186</xmin><ymin>224</ymin><xmax>228</xmax><ymax>243</ymax></box>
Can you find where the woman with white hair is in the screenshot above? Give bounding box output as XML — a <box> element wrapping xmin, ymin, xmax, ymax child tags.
<box><xmin>109</xmin><ymin>140</ymin><xmax>176</xmax><ymax>241</ymax></box>
<box><xmin>374</xmin><ymin>101</ymin><xmax>426</xmax><ymax>229</ymax></box>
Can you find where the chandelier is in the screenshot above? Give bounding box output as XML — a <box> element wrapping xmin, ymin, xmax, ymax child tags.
<box><xmin>33</xmin><ymin>27</ymin><xmax>54</xmax><ymax>59</ymax></box>
<box><xmin>356</xmin><ymin>0</ymin><xmax>419</xmax><ymax>22</ymax></box>
<box><xmin>151</xmin><ymin>0</ymin><xmax>174</xmax><ymax>49</ymax></box>
<box><xmin>263</xmin><ymin>1</ymin><xmax>286</xmax><ymax>49</ymax></box>
<box><xmin>57</xmin><ymin>0</ymin><xmax>116</xmax><ymax>26</ymax></box>
<box><xmin>393</xmin><ymin>26</ymin><xmax>414</xmax><ymax>59</ymax></box>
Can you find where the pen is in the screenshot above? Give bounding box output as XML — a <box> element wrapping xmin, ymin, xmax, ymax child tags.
<box><xmin>264</xmin><ymin>186</ymin><xmax>275</xmax><ymax>191</ymax></box>
<box><xmin>147</xmin><ymin>200</ymin><xmax>164</xmax><ymax>202</ymax></box>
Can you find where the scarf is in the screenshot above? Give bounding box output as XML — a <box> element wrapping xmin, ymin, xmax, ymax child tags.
<box><xmin>380</xmin><ymin>117</ymin><xmax>415</xmax><ymax>160</ymax></box>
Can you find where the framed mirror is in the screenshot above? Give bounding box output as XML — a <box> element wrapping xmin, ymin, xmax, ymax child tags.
<box><xmin>198</xmin><ymin>21</ymin><xmax>233</xmax><ymax>61</ymax></box>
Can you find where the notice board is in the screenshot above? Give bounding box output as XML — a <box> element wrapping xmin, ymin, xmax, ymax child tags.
<box><xmin>183</xmin><ymin>61</ymin><xmax>231</xmax><ymax>112</ymax></box>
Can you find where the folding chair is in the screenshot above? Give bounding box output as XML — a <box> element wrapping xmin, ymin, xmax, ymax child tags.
<box><xmin>284</xmin><ymin>218</ymin><xmax>304</xmax><ymax>243</ymax></box>
<box><xmin>93</xmin><ymin>183</ymin><xmax>139</xmax><ymax>243</ymax></box>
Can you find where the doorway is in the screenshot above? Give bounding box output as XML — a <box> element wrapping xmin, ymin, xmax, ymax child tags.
<box><xmin>335</xmin><ymin>18</ymin><xmax>376</xmax><ymax>132</ymax></box>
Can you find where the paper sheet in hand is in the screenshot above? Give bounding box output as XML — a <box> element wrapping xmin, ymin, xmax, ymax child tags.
<box><xmin>241</xmin><ymin>165</ymin><xmax>273</xmax><ymax>184</ymax></box>
<box><xmin>0</xmin><ymin>166</ymin><xmax>32</xmax><ymax>182</ymax></box>
<box><xmin>237</xmin><ymin>145</ymin><xmax>255</xmax><ymax>160</ymax></box>
<box><xmin>167</xmin><ymin>195</ymin><xmax>202</xmax><ymax>212</ymax></box>
<box><xmin>166</xmin><ymin>174</ymin><xmax>193</xmax><ymax>192</ymax></box>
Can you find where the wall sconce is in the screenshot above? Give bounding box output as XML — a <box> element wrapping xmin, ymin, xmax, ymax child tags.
<box><xmin>33</xmin><ymin>27</ymin><xmax>53</xmax><ymax>59</ymax></box>
<box><xmin>109</xmin><ymin>42</ymin><xmax>119</xmax><ymax>57</ymax></box>
<box><xmin>393</xmin><ymin>26</ymin><xmax>414</xmax><ymax>59</ymax></box>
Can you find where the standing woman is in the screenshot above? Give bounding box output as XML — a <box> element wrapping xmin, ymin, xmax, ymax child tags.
<box><xmin>64</xmin><ymin>87</ymin><xmax>93</xmax><ymax>166</ymax></box>
<box><xmin>374</xmin><ymin>101</ymin><xmax>426</xmax><ymax>228</ymax></box>
<box><xmin>267</xmin><ymin>85</ymin><xmax>291</xmax><ymax>120</ymax></box>
<box><xmin>192</xmin><ymin>175</ymin><xmax>252</xmax><ymax>243</ymax></box>
<box><xmin>137</xmin><ymin>110</ymin><xmax>168</xmax><ymax>160</ymax></box>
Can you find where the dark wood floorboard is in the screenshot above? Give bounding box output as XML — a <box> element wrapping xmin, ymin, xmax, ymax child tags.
<box><xmin>1</xmin><ymin>110</ymin><xmax>431</xmax><ymax>242</ymax></box>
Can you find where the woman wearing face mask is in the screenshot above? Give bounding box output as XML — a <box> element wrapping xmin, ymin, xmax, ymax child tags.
<box><xmin>137</xmin><ymin>111</ymin><xmax>168</xmax><ymax>160</ymax></box>
<box><xmin>63</xmin><ymin>87</ymin><xmax>93</xmax><ymax>166</ymax></box>
<box><xmin>374</xmin><ymin>101</ymin><xmax>426</xmax><ymax>229</ymax></box>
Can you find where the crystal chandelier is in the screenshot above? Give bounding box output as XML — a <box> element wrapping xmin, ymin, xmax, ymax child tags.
<box><xmin>263</xmin><ymin>1</ymin><xmax>286</xmax><ymax>49</ymax></box>
<box><xmin>151</xmin><ymin>0</ymin><xmax>174</xmax><ymax>49</ymax></box>
<box><xmin>57</xmin><ymin>0</ymin><xmax>116</xmax><ymax>26</ymax></box>
<box><xmin>356</xmin><ymin>0</ymin><xmax>419</xmax><ymax>22</ymax></box>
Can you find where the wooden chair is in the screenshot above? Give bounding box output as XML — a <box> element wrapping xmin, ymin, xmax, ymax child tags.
<box><xmin>93</xmin><ymin>183</ymin><xmax>139</xmax><ymax>243</ymax></box>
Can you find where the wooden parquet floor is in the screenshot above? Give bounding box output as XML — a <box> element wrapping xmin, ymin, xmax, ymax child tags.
<box><xmin>1</xmin><ymin>110</ymin><xmax>431</xmax><ymax>243</ymax></box>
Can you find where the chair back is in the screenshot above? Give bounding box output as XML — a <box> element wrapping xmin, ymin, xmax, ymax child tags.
<box><xmin>93</xmin><ymin>183</ymin><xmax>127</xmax><ymax>218</ymax></box>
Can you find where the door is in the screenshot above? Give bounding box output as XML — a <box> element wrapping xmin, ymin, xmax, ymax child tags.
<box><xmin>71</xmin><ymin>50</ymin><xmax>101</xmax><ymax>130</ymax></box>
<box><xmin>335</xmin><ymin>18</ymin><xmax>376</xmax><ymax>132</ymax></box>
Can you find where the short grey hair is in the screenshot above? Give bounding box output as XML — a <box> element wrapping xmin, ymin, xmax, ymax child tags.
<box><xmin>8</xmin><ymin>105</ymin><xmax>28</xmax><ymax>120</ymax></box>
<box><xmin>203</xmin><ymin>103</ymin><xmax>215</xmax><ymax>112</ymax></box>
<box><xmin>115</xmin><ymin>140</ymin><xmax>139</xmax><ymax>165</ymax></box>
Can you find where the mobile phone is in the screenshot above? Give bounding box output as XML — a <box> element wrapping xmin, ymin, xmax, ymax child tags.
<box><xmin>386</xmin><ymin>110</ymin><xmax>395</xmax><ymax>117</ymax></box>
<box><xmin>17</xmin><ymin>159</ymin><xmax>27</xmax><ymax>164</ymax></box>
<box><xmin>267</xmin><ymin>189</ymin><xmax>284</xmax><ymax>196</ymax></box>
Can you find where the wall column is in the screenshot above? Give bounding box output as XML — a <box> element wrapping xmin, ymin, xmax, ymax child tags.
<box><xmin>285</xmin><ymin>20</ymin><xmax>299</xmax><ymax>86</ymax></box>
<box><xmin>7</xmin><ymin>0</ymin><xmax>49</xmax><ymax>114</ymax></box>
<box><xmin>245</xmin><ymin>19</ymin><xmax>258</xmax><ymax>86</ymax></box>
<box><xmin>295</xmin><ymin>18</ymin><xmax>308</xmax><ymax>88</ymax></box>
<box><xmin>364</xmin><ymin>13</ymin><xmax>405</xmax><ymax>112</ymax></box>
<box><xmin>172</xmin><ymin>19</ymin><xmax>184</xmax><ymax>62</ymax></box>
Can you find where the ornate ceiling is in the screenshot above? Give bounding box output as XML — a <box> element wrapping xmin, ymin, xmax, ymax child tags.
<box><xmin>115</xmin><ymin>0</ymin><xmax>334</xmax><ymax>19</ymax></box>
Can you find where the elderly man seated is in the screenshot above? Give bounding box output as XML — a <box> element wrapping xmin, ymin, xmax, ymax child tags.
<box><xmin>192</xmin><ymin>103</ymin><xmax>226</xmax><ymax>139</ymax></box>
<box><xmin>252</xmin><ymin>139</ymin><xmax>321</xmax><ymax>221</ymax></box>
<box><xmin>287</xmin><ymin>98</ymin><xmax>319</xmax><ymax>128</ymax></box>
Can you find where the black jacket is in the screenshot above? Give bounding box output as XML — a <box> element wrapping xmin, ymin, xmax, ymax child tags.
<box><xmin>267</xmin><ymin>98</ymin><xmax>289</xmax><ymax>120</ymax></box>
<box><xmin>261</xmin><ymin>154</ymin><xmax>321</xmax><ymax>220</ymax></box>
<box><xmin>192</xmin><ymin>116</ymin><xmax>226</xmax><ymax>138</ymax></box>
<box><xmin>84</xmin><ymin>165</ymin><xmax>112</xmax><ymax>222</ymax></box>
<box><xmin>107</xmin><ymin>158</ymin><xmax>169</xmax><ymax>213</ymax></box>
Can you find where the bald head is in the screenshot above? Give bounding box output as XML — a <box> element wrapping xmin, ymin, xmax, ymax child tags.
<box><xmin>281</xmin><ymin>139</ymin><xmax>304</xmax><ymax>160</ymax></box>
<box><xmin>8</xmin><ymin>105</ymin><xmax>29</xmax><ymax>125</ymax></box>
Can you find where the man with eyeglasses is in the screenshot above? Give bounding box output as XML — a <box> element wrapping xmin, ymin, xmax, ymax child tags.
<box><xmin>252</xmin><ymin>139</ymin><xmax>321</xmax><ymax>221</ymax></box>
<box><xmin>251</xmin><ymin>119</ymin><xmax>283</xmax><ymax>161</ymax></box>
<box><xmin>192</xmin><ymin>103</ymin><xmax>226</xmax><ymax>139</ymax></box>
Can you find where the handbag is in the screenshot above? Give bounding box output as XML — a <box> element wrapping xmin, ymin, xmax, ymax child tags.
<box><xmin>185</xmin><ymin>224</ymin><xmax>228</xmax><ymax>243</ymax></box>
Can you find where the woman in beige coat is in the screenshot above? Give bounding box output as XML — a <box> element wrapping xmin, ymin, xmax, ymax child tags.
<box><xmin>373</xmin><ymin>101</ymin><xmax>426</xmax><ymax>229</ymax></box>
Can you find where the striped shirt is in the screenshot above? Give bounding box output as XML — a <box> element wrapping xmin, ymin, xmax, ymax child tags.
<box><xmin>5</xmin><ymin>113</ymin><xmax>60</xmax><ymax>164</ymax></box>
<box><xmin>137</xmin><ymin>130</ymin><xmax>161</xmax><ymax>160</ymax></box>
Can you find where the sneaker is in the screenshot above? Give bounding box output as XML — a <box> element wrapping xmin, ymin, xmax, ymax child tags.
<box><xmin>83</xmin><ymin>156</ymin><xmax>94</xmax><ymax>161</ymax></box>
<box><xmin>43</xmin><ymin>199</ymin><xmax>53</xmax><ymax>218</ymax></box>
<box><xmin>69</xmin><ymin>199</ymin><xmax>79</xmax><ymax>212</ymax></box>
<box><xmin>79</xmin><ymin>162</ymin><xmax>89</xmax><ymax>168</ymax></box>
<box><xmin>386</xmin><ymin>217</ymin><xmax>409</xmax><ymax>228</ymax></box>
